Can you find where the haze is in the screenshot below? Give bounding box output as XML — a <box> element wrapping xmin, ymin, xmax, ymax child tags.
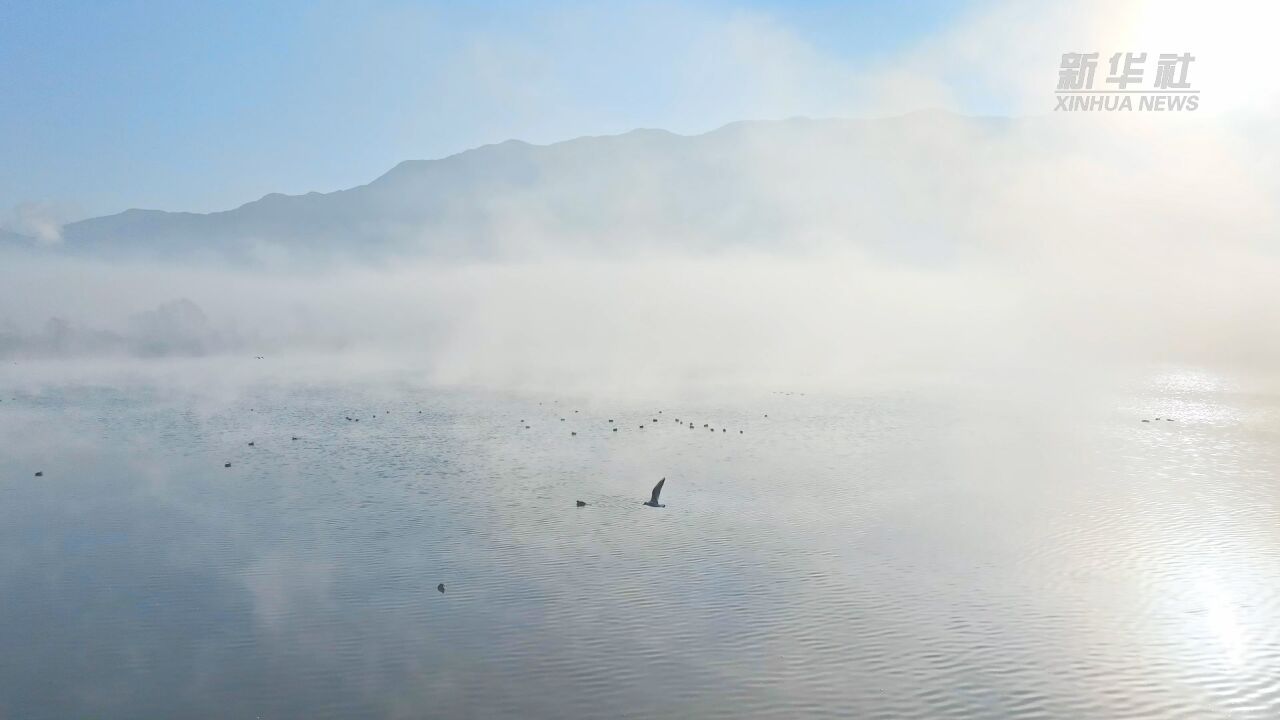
<box><xmin>4</xmin><ymin>3</ymin><xmax>1280</xmax><ymax>719</ymax></box>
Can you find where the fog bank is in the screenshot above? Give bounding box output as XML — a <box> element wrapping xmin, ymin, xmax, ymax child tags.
<box><xmin>1</xmin><ymin>113</ymin><xmax>1277</xmax><ymax>394</ymax></box>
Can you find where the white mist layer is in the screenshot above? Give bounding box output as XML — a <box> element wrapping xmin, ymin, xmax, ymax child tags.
<box><xmin>1</xmin><ymin>113</ymin><xmax>1277</xmax><ymax>396</ymax></box>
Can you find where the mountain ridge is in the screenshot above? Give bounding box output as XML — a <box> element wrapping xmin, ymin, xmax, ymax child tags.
<box><xmin>40</xmin><ymin>111</ymin><xmax>1010</xmax><ymax>261</ymax></box>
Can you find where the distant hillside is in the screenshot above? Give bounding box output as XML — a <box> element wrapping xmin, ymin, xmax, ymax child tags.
<box><xmin>53</xmin><ymin>111</ymin><xmax>1016</xmax><ymax>262</ymax></box>
<box><xmin>0</xmin><ymin>228</ymin><xmax>34</xmax><ymax>247</ymax></box>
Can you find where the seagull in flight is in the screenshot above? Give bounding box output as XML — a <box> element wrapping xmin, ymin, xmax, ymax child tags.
<box><xmin>643</xmin><ymin>477</ymin><xmax>667</xmax><ymax>508</ymax></box>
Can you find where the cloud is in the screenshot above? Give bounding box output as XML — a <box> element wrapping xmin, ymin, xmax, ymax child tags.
<box><xmin>4</xmin><ymin>200</ymin><xmax>69</xmax><ymax>245</ymax></box>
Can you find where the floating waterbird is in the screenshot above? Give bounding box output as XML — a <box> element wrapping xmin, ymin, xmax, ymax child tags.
<box><xmin>576</xmin><ymin>500</ymin><xmax>587</xmax><ymax>507</ymax></box>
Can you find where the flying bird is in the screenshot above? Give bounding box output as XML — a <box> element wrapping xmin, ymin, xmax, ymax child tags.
<box><xmin>643</xmin><ymin>477</ymin><xmax>667</xmax><ymax>508</ymax></box>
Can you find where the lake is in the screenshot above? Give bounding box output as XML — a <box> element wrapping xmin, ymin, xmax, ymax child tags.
<box><xmin>1</xmin><ymin>363</ymin><xmax>1277</xmax><ymax>718</ymax></box>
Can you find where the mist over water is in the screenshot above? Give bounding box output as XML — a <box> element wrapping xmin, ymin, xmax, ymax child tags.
<box><xmin>3</xmin><ymin>13</ymin><xmax>1280</xmax><ymax>715</ymax></box>
<box><xmin>1</xmin><ymin>364</ymin><xmax>1277</xmax><ymax>718</ymax></box>
<box><xmin>3</xmin><ymin>113</ymin><xmax>1278</xmax><ymax>391</ymax></box>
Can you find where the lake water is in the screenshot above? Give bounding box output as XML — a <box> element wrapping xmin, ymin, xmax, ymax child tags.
<box><xmin>1</xmin><ymin>365</ymin><xmax>1277</xmax><ymax>718</ymax></box>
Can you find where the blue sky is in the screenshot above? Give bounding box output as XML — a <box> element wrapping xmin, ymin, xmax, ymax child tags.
<box><xmin>1</xmin><ymin>1</ymin><xmax>979</xmax><ymax>220</ymax></box>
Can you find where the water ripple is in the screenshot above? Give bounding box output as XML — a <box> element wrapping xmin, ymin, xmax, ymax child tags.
<box><xmin>0</xmin><ymin>375</ymin><xmax>1276</xmax><ymax>718</ymax></box>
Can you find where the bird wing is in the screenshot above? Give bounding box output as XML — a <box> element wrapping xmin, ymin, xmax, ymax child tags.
<box><xmin>650</xmin><ymin>477</ymin><xmax>666</xmax><ymax>504</ymax></box>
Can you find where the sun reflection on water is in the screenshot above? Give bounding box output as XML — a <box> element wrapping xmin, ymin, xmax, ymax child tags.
<box><xmin>1194</xmin><ymin>571</ymin><xmax>1247</xmax><ymax>667</ymax></box>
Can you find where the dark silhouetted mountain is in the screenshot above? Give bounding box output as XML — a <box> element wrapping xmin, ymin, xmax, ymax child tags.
<box><xmin>55</xmin><ymin>112</ymin><xmax>1014</xmax><ymax>262</ymax></box>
